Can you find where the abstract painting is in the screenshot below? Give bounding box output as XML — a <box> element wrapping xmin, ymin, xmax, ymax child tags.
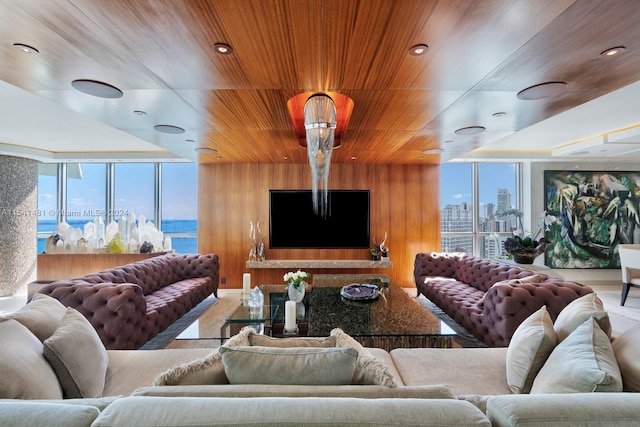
<box><xmin>544</xmin><ymin>170</ymin><xmax>640</xmax><ymax>268</ymax></box>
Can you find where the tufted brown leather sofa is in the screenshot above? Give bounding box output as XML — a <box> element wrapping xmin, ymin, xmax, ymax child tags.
<box><xmin>414</xmin><ymin>252</ymin><xmax>593</xmax><ymax>347</ymax></box>
<box><xmin>37</xmin><ymin>253</ymin><xmax>219</xmax><ymax>350</ymax></box>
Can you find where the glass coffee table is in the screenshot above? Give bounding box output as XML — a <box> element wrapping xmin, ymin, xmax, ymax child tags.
<box><xmin>176</xmin><ymin>276</ymin><xmax>455</xmax><ymax>351</ymax></box>
<box><xmin>258</xmin><ymin>277</ymin><xmax>456</xmax><ymax>351</ymax></box>
<box><xmin>221</xmin><ymin>303</ymin><xmax>279</xmax><ymax>337</ymax></box>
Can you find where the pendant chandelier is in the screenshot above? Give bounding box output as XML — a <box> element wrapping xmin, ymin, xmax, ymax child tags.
<box><xmin>287</xmin><ymin>91</ymin><xmax>354</xmax><ymax>217</ymax></box>
<box><xmin>304</xmin><ymin>94</ymin><xmax>336</xmax><ymax>216</ymax></box>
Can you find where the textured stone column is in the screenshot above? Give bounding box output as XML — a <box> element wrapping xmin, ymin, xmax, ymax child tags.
<box><xmin>0</xmin><ymin>155</ymin><xmax>37</xmax><ymax>299</ymax></box>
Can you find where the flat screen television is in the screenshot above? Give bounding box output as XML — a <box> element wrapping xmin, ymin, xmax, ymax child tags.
<box><xmin>269</xmin><ymin>190</ymin><xmax>370</xmax><ymax>249</ymax></box>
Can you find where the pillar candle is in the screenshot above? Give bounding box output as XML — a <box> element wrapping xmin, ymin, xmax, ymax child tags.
<box><xmin>284</xmin><ymin>300</ymin><xmax>297</xmax><ymax>332</ymax></box>
<box><xmin>242</xmin><ymin>273</ymin><xmax>251</xmax><ymax>297</ymax></box>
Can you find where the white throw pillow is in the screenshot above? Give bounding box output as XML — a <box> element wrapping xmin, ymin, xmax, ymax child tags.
<box><xmin>43</xmin><ymin>308</ymin><xmax>109</xmax><ymax>398</ymax></box>
<box><xmin>0</xmin><ymin>293</ymin><xmax>67</xmax><ymax>341</ymax></box>
<box><xmin>0</xmin><ymin>320</ymin><xmax>63</xmax><ymax>399</ymax></box>
<box><xmin>506</xmin><ymin>306</ymin><xmax>557</xmax><ymax>394</ymax></box>
<box><xmin>612</xmin><ymin>323</ymin><xmax>640</xmax><ymax>391</ymax></box>
<box><xmin>531</xmin><ymin>318</ymin><xmax>622</xmax><ymax>393</ymax></box>
<box><xmin>553</xmin><ymin>293</ymin><xmax>611</xmax><ymax>342</ymax></box>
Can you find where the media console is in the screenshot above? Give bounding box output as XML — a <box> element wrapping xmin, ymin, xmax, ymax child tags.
<box><xmin>245</xmin><ymin>259</ymin><xmax>392</xmax><ymax>269</ymax></box>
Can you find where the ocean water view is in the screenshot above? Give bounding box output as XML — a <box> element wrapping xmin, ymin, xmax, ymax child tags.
<box><xmin>37</xmin><ymin>219</ymin><xmax>198</xmax><ymax>254</ymax></box>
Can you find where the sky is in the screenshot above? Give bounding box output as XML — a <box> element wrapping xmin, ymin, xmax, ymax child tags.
<box><xmin>37</xmin><ymin>162</ymin><xmax>198</xmax><ymax>222</ymax></box>
<box><xmin>440</xmin><ymin>163</ymin><xmax>518</xmax><ymax>210</ymax></box>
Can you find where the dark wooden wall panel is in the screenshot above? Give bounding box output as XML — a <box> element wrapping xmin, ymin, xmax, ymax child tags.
<box><xmin>198</xmin><ymin>163</ymin><xmax>440</xmax><ymax>288</ymax></box>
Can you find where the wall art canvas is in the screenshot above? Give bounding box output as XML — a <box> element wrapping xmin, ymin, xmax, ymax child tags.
<box><xmin>544</xmin><ymin>170</ymin><xmax>640</xmax><ymax>269</ymax></box>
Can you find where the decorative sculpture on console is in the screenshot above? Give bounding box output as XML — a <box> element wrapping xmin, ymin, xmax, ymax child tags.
<box><xmin>372</xmin><ymin>232</ymin><xmax>389</xmax><ymax>259</ymax></box>
<box><xmin>249</xmin><ymin>220</ymin><xmax>265</xmax><ymax>261</ymax></box>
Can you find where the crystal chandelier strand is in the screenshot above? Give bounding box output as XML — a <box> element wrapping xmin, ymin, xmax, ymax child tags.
<box><xmin>304</xmin><ymin>94</ymin><xmax>336</xmax><ymax>217</ymax></box>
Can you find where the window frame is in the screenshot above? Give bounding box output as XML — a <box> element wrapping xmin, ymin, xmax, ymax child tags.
<box><xmin>36</xmin><ymin>162</ymin><xmax>198</xmax><ymax>253</ymax></box>
<box><xmin>440</xmin><ymin>162</ymin><xmax>522</xmax><ymax>257</ymax></box>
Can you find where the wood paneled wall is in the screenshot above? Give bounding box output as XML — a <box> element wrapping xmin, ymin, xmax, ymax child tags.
<box><xmin>198</xmin><ymin>163</ymin><xmax>440</xmax><ymax>288</ymax></box>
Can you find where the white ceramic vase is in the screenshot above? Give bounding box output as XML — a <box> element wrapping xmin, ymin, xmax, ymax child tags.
<box><xmin>287</xmin><ymin>281</ymin><xmax>306</xmax><ymax>303</ymax></box>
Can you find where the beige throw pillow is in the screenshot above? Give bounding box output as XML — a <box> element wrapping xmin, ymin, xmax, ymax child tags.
<box><xmin>612</xmin><ymin>323</ymin><xmax>640</xmax><ymax>391</ymax></box>
<box><xmin>477</xmin><ymin>275</ymin><xmax>542</xmax><ymax>308</ymax></box>
<box><xmin>0</xmin><ymin>320</ymin><xmax>63</xmax><ymax>399</ymax></box>
<box><xmin>219</xmin><ymin>346</ymin><xmax>358</xmax><ymax>385</ymax></box>
<box><xmin>553</xmin><ymin>293</ymin><xmax>612</xmax><ymax>342</ymax></box>
<box><xmin>43</xmin><ymin>308</ymin><xmax>109</xmax><ymax>398</ymax></box>
<box><xmin>530</xmin><ymin>318</ymin><xmax>622</xmax><ymax>394</ymax></box>
<box><xmin>0</xmin><ymin>293</ymin><xmax>67</xmax><ymax>341</ymax></box>
<box><xmin>330</xmin><ymin>328</ymin><xmax>398</xmax><ymax>387</ymax></box>
<box><xmin>153</xmin><ymin>326</ymin><xmax>253</xmax><ymax>386</ymax></box>
<box><xmin>506</xmin><ymin>306</ymin><xmax>557</xmax><ymax>394</ymax></box>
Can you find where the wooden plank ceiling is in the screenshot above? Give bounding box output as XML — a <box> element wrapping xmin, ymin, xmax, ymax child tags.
<box><xmin>1</xmin><ymin>0</ymin><xmax>640</xmax><ymax>163</ymax></box>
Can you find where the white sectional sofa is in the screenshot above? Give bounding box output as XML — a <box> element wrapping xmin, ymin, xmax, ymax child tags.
<box><xmin>2</xmin><ymin>292</ymin><xmax>640</xmax><ymax>426</ymax></box>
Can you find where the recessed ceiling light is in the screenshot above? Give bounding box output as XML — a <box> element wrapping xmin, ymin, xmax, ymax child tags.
<box><xmin>492</xmin><ymin>112</ymin><xmax>506</xmax><ymax>118</ymax></box>
<box><xmin>213</xmin><ymin>42</ymin><xmax>233</xmax><ymax>55</ymax></box>
<box><xmin>422</xmin><ymin>148</ymin><xmax>444</xmax><ymax>154</ymax></box>
<box><xmin>409</xmin><ymin>44</ymin><xmax>429</xmax><ymax>56</ymax></box>
<box><xmin>600</xmin><ymin>46</ymin><xmax>625</xmax><ymax>58</ymax></box>
<box><xmin>71</xmin><ymin>79</ymin><xmax>123</xmax><ymax>98</ymax></box>
<box><xmin>12</xmin><ymin>43</ymin><xmax>39</xmax><ymax>54</ymax></box>
<box><xmin>517</xmin><ymin>81</ymin><xmax>568</xmax><ymax>100</ymax></box>
<box><xmin>154</xmin><ymin>124</ymin><xmax>185</xmax><ymax>134</ymax></box>
<box><xmin>444</xmin><ymin>140</ymin><xmax>453</xmax><ymax>144</ymax></box>
<box><xmin>185</xmin><ymin>139</ymin><xmax>195</xmax><ymax>143</ymax></box>
<box><xmin>455</xmin><ymin>126</ymin><xmax>486</xmax><ymax>135</ymax></box>
<box><xmin>133</xmin><ymin>110</ymin><xmax>146</xmax><ymax>115</ymax></box>
<box><xmin>196</xmin><ymin>147</ymin><xmax>217</xmax><ymax>154</ymax></box>
<box><xmin>570</xmin><ymin>151</ymin><xmax>590</xmax><ymax>156</ymax></box>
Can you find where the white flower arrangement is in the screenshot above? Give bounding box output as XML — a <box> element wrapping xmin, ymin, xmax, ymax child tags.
<box><xmin>283</xmin><ymin>269</ymin><xmax>311</xmax><ymax>290</ymax></box>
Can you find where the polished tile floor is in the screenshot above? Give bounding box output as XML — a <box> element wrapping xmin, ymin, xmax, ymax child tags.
<box><xmin>588</xmin><ymin>283</ymin><xmax>640</xmax><ymax>336</ymax></box>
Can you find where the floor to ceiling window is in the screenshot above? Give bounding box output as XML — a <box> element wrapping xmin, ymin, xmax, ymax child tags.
<box><xmin>66</xmin><ymin>163</ymin><xmax>107</xmax><ymax>228</ymax></box>
<box><xmin>36</xmin><ymin>164</ymin><xmax>58</xmax><ymax>243</ymax></box>
<box><xmin>161</xmin><ymin>163</ymin><xmax>198</xmax><ymax>254</ymax></box>
<box><xmin>37</xmin><ymin>162</ymin><xmax>198</xmax><ymax>253</ymax></box>
<box><xmin>440</xmin><ymin>162</ymin><xmax>520</xmax><ymax>257</ymax></box>
<box><xmin>114</xmin><ymin>163</ymin><xmax>155</xmax><ymax>221</ymax></box>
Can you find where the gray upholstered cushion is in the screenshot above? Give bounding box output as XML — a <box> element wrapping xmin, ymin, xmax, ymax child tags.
<box><xmin>219</xmin><ymin>346</ymin><xmax>358</xmax><ymax>385</ymax></box>
<box><xmin>92</xmin><ymin>396</ymin><xmax>491</xmax><ymax>427</ymax></box>
<box><xmin>506</xmin><ymin>305</ymin><xmax>557</xmax><ymax>394</ymax></box>
<box><xmin>0</xmin><ymin>320</ymin><xmax>63</xmax><ymax>399</ymax></box>
<box><xmin>0</xmin><ymin>293</ymin><xmax>67</xmax><ymax>341</ymax></box>
<box><xmin>132</xmin><ymin>384</ymin><xmax>455</xmax><ymax>399</ymax></box>
<box><xmin>612</xmin><ymin>323</ymin><xmax>640</xmax><ymax>392</ymax></box>
<box><xmin>531</xmin><ymin>318</ymin><xmax>622</xmax><ymax>393</ymax></box>
<box><xmin>43</xmin><ymin>308</ymin><xmax>109</xmax><ymax>398</ymax></box>
<box><xmin>0</xmin><ymin>401</ymin><xmax>100</xmax><ymax>427</ymax></box>
<box><xmin>487</xmin><ymin>393</ymin><xmax>640</xmax><ymax>427</ymax></box>
<box><xmin>553</xmin><ymin>293</ymin><xmax>612</xmax><ymax>342</ymax></box>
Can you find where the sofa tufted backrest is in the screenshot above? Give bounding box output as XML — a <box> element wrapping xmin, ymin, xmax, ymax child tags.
<box><xmin>413</xmin><ymin>252</ymin><xmax>464</xmax><ymax>279</ymax></box>
<box><xmin>452</xmin><ymin>255</ymin><xmax>548</xmax><ymax>292</ymax></box>
<box><xmin>54</xmin><ymin>253</ymin><xmax>220</xmax><ymax>296</ymax></box>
